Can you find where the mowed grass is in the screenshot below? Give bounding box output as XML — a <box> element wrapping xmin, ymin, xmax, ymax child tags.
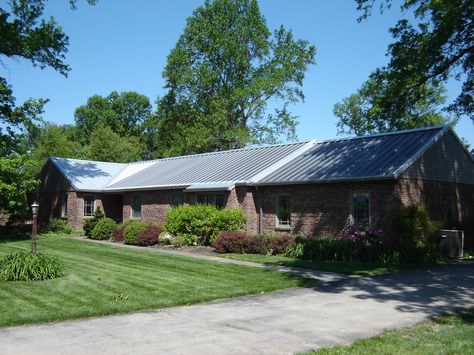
<box><xmin>0</xmin><ymin>238</ymin><xmax>310</xmax><ymax>327</ymax></box>
<box><xmin>219</xmin><ymin>253</ymin><xmax>407</xmax><ymax>276</ymax></box>
<box><xmin>308</xmin><ymin>307</ymin><xmax>474</xmax><ymax>354</ymax></box>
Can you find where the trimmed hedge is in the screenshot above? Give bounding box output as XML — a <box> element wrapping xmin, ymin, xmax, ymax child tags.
<box><xmin>212</xmin><ymin>232</ymin><xmax>295</xmax><ymax>255</ymax></box>
<box><xmin>165</xmin><ymin>205</ymin><xmax>246</xmax><ymax>245</ymax></box>
<box><xmin>91</xmin><ymin>218</ymin><xmax>117</xmax><ymax>240</ymax></box>
<box><xmin>123</xmin><ymin>220</ymin><xmax>149</xmax><ymax>245</ymax></box>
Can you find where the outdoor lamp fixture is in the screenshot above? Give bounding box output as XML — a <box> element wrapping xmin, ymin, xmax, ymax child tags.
<box><xmin>31</xmin><ymin>202</ymin><xmax>39</xmax><ymax>254</ymax></box>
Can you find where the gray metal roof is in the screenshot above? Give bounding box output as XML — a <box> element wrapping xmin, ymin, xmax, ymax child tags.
<box><xmin>49</xmin><ymin>126</ymin><xmax>453</xmax><ymax>191</ymax></box>
<box><xmin>50</xmin><ymin>157</ymin><xmax>127</xmax><ymax>191</ymax></box>
<box><xmin>258</xmin><ymin>126</ymin><xmax>447</xmax><ymax>184</ymax></box>
<box><xmin>105</xmin><ymin>141</ymin><xmax>311</xmax><ymax>191</ymax></box>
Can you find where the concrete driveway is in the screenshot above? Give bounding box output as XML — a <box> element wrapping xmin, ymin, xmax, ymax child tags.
<box><xmin>1</xmin><ymin>261</ymin><xmax>473</xmax><ymax>355</ymax></box>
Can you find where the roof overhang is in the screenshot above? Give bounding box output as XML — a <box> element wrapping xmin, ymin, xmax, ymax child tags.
<box><xmin>185</xmin><ymin>182</ymin><xmax>236</xmax><ymax>192</ymax></box>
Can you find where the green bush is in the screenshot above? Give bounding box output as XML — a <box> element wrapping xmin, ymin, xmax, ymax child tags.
<box><xmin>123</xmin><ymin>220</ymin><xmax>149</xmax><ymax>245</ymax></box>
<box><xmin>91</xmin><ymin>218</ymin><xmax>117</xmax><ymax>240</ymax></box>
<box><xmin>164</xmin><ymin>205</ymin><xmax>246</xmax><ymax>245</ymax></box>
<box><xmin>392</xmin><ymin>205</ymin><xmax>441</xmax><ymax>248</ymax></box>
<box><xmin>48</xmin><ymin>218</ymin><xmax>73</xmax><ymax>234</ymax></box>
<box><xmin>83</xmin><ymin>207</ymin><xmax>105</xmax><ymax>237</ymax></box>
<box><xmin>0</xmin><ymin>250</ymin><xmax>65</xmax><ymax>281</ymax></box>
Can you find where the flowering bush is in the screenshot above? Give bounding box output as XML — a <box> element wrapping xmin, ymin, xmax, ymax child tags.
<box><xmin>344</xmin><ymin>225</ymin><xmax>384</xmax><ymax>246</ymax></box>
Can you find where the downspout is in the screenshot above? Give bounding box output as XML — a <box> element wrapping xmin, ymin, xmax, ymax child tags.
<box><xmin>257</xmin><ymin>186</ymin><xmax>263</xmax><ymax>235</ymax></box>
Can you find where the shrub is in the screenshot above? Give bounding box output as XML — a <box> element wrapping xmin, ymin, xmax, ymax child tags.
<box><xmin>91</xmin><ymin>218</ymin><xmax>117</xmax><ymax>240</ymax></box>
<box><xmin>112</xmin><ymin>228</ymin><xmax>124</xmax><ymax>243</ymax></box>
<box><xmin>266</xmin><ymin>234</ymin><xmax>295</xmax><ymax>255</ymax></box>
<box><xmin>170</xmin><ymin>234</ymin><xmax>187</xmax><ymax>247</ymax></box>
<box><xmin>165</xmin><ymin>205</ymin><xmax>246</xmax><ymax>245</ymax></box>
<box><xmin>0</xmin><ymin>250</ymin><xmax>65</xmax><ymax>281</ymax></box>
<box><xmin>83</xmin><ymin>207</ymin><xmax>105</xmax><ymax>237</ymax></box>
<box><xmin>48</xmin><ymin>218</ymin><xmax>73</xmax><ymax>234</ymax></box>
<box><xmin>123</xmin><ymin>220</ymin><xmax>149</xmax><ymax>245</ymax></box>
<box><xmin>137</xmin><ymin>225</ymin><xmax>162</xmax><ymax>246</ymax></box>
<box><xmin>212</xmin><ymin>231</ymin><xmax>269</xmax><ymax>254</ymax></box>
<box><xmin>392</xmin><ymin>205</ymin><xmax>441</xmax><ymax>248</ymax></box>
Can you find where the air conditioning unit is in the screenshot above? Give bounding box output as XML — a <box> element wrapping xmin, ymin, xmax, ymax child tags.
<box><xmin>439</xmin><ymin>230</ymin><xmax>464</xmax><ymax>258</ymax></box>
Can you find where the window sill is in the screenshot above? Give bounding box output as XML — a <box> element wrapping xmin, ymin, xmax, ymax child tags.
<box><xmin>275</xmin><ymin>225</ymin><xmax>291</xmax><ymax>231</ymax></box>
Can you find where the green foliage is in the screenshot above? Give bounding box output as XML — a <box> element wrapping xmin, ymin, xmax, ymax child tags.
<box><xmin>86</xmin><ymin>125</ymin><xmax>144</xmax><ymax>163</ymax></box>
<box><xmin>354</xmin><ymin>0</ymin><xmax>474</xmax><ymax>122</ymax></box>
<box><xmin>0</xmin><ymin>250</ymin><xmax>64</xmax><ymax>281</ymax></box>
<box><xmin>123</xmin><ymin>220</ymin><xmax>149</xmax><ymax>245</ymax></box>
<box><xmin>91</xmin><ymin>218</ymin><xmax>117</xmax><ymax>240</ymax></box>
<box><xmin>334</xmin><ymin>69</ymin><xmax>456</xmax><ymax>136</ymax></box>
<box><xmin>164</xmin><ymin>205</ymin><xmax>246</xmax><ymax>245</ymax></box>
<box><xmin>391</xmin><ymin>205</ymin><xmax>441</xmax><ymax>248</ymax></box>
<box><xmin>74</xmin><ymin>91</ymin><xmax>153</xmax><ymax>145</ymax></box>
<box><xmin>48</xmin><ymin>218</ymin><xmax>73</xmax><ymax>234</ymax></box>
<box><xmin>154</xmin><ymin>0</ymin><xmax>316</xmax><ymax>156</ymax></box>
<box><xmin>83</xmin><ymin>207</ymin><xmax>105</xmax><ymax>237</ymax></box>
<box><xmin>0</xmin><ymin>154</ymin><xmax>38</xmax><ymax>219</ymax></box>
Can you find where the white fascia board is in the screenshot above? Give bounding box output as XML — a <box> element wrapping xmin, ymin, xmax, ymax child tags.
<box><xmin>392</xmin><ymin>125</ymin><xmax>449</xmax><ymax>179</ymax></box>
<box><xmin>248</xmin><ymin>140</ymin><xmax>316</xmax><ymax>183</ymax></box>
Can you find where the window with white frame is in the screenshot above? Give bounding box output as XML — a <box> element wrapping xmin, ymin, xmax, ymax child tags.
<box><xmin>131</xmin><ymin>195</ymin><xmax>142</xmax><ymax>219</ymax></box>
<box><xmin>351</xmin><ymin>192</ymin><xmax>370</xmax><ymax>226</ymax></box>
<box><xmin>61</xmin><ymin>194</ymin><xmax>68</xmax><ymax>218</ymax></box>
<box><xmin>277</xmin><ymin>194</ymin><xmax>291</xmax><ymax>227</ymax></box>
<box><xmin>196</xmin><ymin>193</ymin><xmax>225</xmax><ymax>208</ymax></box>
<box><xmin>83</xmin><ymin>195</ymin><xmax>95</xmax><ymax>217</ymax></box>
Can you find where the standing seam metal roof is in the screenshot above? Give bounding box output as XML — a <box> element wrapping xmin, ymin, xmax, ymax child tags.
<box><xmin>49</xmin><ymin>126</ymin><xmax>452</xmax><ymax>191</ymax></box>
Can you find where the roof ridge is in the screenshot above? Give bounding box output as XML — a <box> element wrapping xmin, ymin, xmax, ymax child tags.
<box><xmin>127</xmin><ymin>140</ymin><xmax>311</xmax><ymax>165</ymax></box>
<box><xmin>318</xmin><ymin>125</ymin><xmax>447</xmax><ymax>144</ymax></box>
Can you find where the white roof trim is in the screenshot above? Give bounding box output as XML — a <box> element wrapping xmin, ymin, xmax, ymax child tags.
<box><xmin>248</xmin><ymin>140</ymin><xmax>316</xmax><ymax>183</ymax></box>
<box><xmin>185</xmin><ymin>181</ymin><xmax>236</xmax><ymax>192</ymax></box>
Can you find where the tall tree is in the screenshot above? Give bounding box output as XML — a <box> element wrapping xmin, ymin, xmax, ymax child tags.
<box><xmin>86</xmin><ymin>125</ymin><xmax>144</xmax><ymax>163</ymax></box>
<box><xmin>354</xmin><ymin>0</ymin><xmax>474</xmax><ymax>121</ymax></box>
<box><xmin>74</xmin><ymin>91</ymin><xmax>153</xmax><ymax>144</ymax></box>
<box><xmin>334</xmin><ymin>69</ymin><xmax>457</xmax><ymax>135</ymax></box>
<box><xmin>154</xmin><ymin>0</ymin><xmax>316</xmax><ymax>156</ymax></box>
<box><xmin>0</xmin><ymin>0</ymin><xmax>96</xmax><ymax>220</ymax></box>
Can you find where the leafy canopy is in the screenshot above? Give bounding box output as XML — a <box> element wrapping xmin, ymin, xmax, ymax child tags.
<box><xmin>154</xmin><ymin>0</ymin><xmax>316</xmax><ymax>156</ymax></box>
<box><xmin>355</xmin><ymin>0</ymin><xmax>474</xmax><ymax>122</ymax></box>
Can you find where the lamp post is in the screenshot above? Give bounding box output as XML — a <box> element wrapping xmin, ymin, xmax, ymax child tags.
<box><xmin>31</xmin><ymin>202</ymin><xmax>39</xmax><ymax>254</ymax></box>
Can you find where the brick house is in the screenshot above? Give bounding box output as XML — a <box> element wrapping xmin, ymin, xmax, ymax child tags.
<box><xmin>38</xmin><ymin>126</ymin><xmax>474</xmax><ymax>246</ymax></box>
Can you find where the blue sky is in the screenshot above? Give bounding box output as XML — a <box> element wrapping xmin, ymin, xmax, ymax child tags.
<box><xmin>2</xmin><ymin>0</ymin><xmax>473</xmax><ymax>146</ymax></box>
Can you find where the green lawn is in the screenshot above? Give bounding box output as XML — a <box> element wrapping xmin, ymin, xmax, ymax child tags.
<box><xmin>308</xmin><ymin>307</ymin><xmax>474</xmax><ymax>354</ymax></box>
<box><xmin>0</xmin><ymin>237</ymin><xmax>310</xmax><ymax>327</ymax></box>
<box><xmin>219</xmin><ymin>253</ymin><xmax>408</xmax><ymax>276</ymax></box>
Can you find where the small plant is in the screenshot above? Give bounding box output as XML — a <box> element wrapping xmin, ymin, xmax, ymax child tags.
<box><xmin>123</xmin><ymin>220</ymin><xmax>149</xmax><ymax>245</ymax></box>
<box><xmin>48</xmin><ymin>218</ymin><xmax>73</xmax><ymax>234</ymax></box>
<box><xmin>137</xmin><ymin>225</ymin><xmax>162</xmax><ymax>246</ymax></box>
<box><xmin>0</xmin><ymin>250</ymin><xmax>65</xmax><ymax>281</ymax></box>
<box><xmin>91</xmin><ymin>218</ymin><xmax>117</xmax><ymax>240</ymax></box>
<box><xmin>112</xmin><ymin>228</ymin><xmax>124</xmax><ymax>243</ymax></box>
<box><xmin>83</xmin><ymin>207</ymin><xmax>105</xmax><ymax>237</ymax></box>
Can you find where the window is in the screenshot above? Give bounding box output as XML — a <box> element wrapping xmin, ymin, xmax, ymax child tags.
<box><xmin>131</xmin><ymin>195</ymin><xmax>142</xmax><ymax>219</ymax></box>
<box><xmin>277</xmin><ymin>194</ymin><xmax>291</xmax><ymax>227</ymax></box>
<box><xmin>61</xmin><ymin>194</ymin><xmax>68</xmax><ymax>218</ymax></box>
<box><xmin>171</xmin><ymin>192</ymin><xmax>184</xmax><ymax>207</ymax></box>
<box><xmin>196</xmin><ymin>193</ymin><xmax>225</xmax><ymax>208</ymax></box>
<box><xmin>84</xmin><ymin>195</ymin><xmax>95</xmax><ymax>217</ymax></box>
<box><xmin>351</xmin><ymin>192</ymin><xmax>370</xmax><ymax>226</ymax></box>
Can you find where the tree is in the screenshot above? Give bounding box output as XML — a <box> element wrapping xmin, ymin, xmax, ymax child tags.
<box><xmin>154</xmin><ymin>0</ymin><xmax>316</xmax><ymax>156</ymax></box>
<box><xmin>334</xmin><ymin>69</ymin><xmax>457</xmax><ymax>135</ymax></box>
<box><xmin>354</xmin><ymin>0</ymin><xmax>474</xmax><ymax>121</ymax></box>
<box><xmin>74</xmin><ymin>91</ymin><xmax>153</xmax><ymax>144</ymax></box>
<box><xmin>87</xmin><ymin>125</ymin><xmax>144</xmax><ymax>163</ymax></box>
<box><xmin>0</xmin><ymin>0</ymin><xmax>95</xmax><ymax>220</ymax></box>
